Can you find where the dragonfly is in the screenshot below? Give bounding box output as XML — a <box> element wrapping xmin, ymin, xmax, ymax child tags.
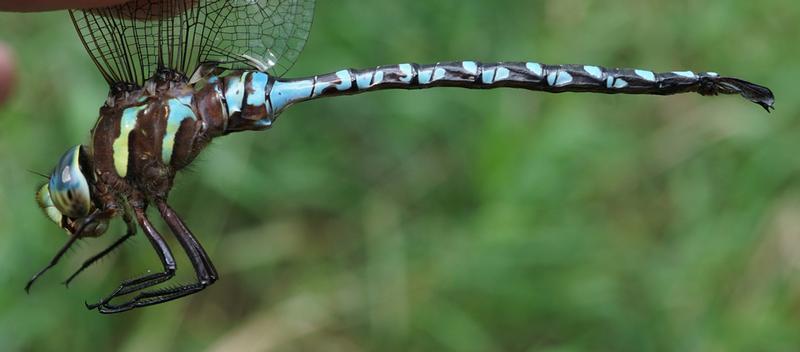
<box><xmin>25</xmin><ymin>0</ymin><xmax>774</xmax><ymax>314</ymax></box>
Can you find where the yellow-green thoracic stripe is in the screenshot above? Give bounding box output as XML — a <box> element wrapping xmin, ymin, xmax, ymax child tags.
<box><xmin>162</xmin><ymin>96</ymin><xmax>197</xmax><ymax>164</ymax></box>
<box><xmin>113</xmin><ymin>104</ymin><xmax>146</xmax><ymax>177</ymax></box>
<box><xmin>112</xmin><ymin>97</ymin><xmax>198</xmax><ymax>177</ymax></box>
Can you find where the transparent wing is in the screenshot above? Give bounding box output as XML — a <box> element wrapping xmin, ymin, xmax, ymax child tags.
<box><xmin>69</xmin><ymin>0</ymin><xmax>315</xmax><ymax>87</ymax></box>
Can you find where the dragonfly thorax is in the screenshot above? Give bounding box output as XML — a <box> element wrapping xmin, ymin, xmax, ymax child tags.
<box><xmin>106</xmin><ymin>69</ymin><xmax>190</xmax><ymax>109</ymax></box>
<box><xmin>91</xmin><ymin>67</ymin><xmax>280</xmax><ymax>206</ymax></box>
<box><xmin>93</xmin><ymin>85</ymin><xmax>197</xmax><ymax>197</ymax></box>
<box><xmin>142</xmin><ymin>69</ymin><xmax>190</xmax><ymax>95</ymax></box>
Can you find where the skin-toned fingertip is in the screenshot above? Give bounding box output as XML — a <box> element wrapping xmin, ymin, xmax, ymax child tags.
<box><xmin>0</xmin><ymin>42</ymin><xmax>15</xmax><ymax>106</ymax></box>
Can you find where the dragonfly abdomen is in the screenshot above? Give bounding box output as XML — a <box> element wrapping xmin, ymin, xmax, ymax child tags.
<box><xmin>267</xmin><ymin>61</ymin><xmax>773</xmax><ymax>114</ymax></box>
<box><xmin>194</xmin><ymin>61</ymin><xmax>773</xmax><ymax>139</ymax></box>
<box><xmin>194</xmin><ymin>72</ymin><xmax>277</xmax><ymax>136</ymax></box>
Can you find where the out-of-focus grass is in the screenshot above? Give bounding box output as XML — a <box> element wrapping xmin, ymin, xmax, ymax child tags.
<box><xmin>0</xmin><ymin>0</ymin><xmax>798</xmax><ymax>351</ymax></box>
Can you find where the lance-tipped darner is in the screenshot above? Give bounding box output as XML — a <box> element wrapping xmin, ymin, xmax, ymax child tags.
<box><xmin>24</xmin><ymin>0</ymin><xmax>775</xmax><ymax>314</ymax></box>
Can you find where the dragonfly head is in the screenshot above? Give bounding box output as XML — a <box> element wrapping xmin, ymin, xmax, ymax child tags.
<box><xmin>36</xmin><ymin>145</ymin><xmax>108</xmax><ymax>238</ymax></box>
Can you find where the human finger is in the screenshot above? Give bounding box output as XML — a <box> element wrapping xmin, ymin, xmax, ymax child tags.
<box><xmin>0</xmin><ymin>42</ymin><xmax>15</xmax><ymax>105</ymax></box>
<box><xmin>0</xmin><ymin>0</ymin><xmax>129</xmax><ymax>12</ymax></box>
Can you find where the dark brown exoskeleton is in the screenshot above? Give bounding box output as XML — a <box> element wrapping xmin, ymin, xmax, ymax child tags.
<box><xmin>28</xmin><ymin>69</ymin><xmax>226</xmax><ymax>313</ymax></box>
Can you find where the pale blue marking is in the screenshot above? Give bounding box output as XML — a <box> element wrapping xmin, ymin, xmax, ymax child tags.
<box><xmin>495</xmin><ymin>67</ymin><xmax>510</xmax><ymax>81</ymax></box>
<box><xmin>335</xmin><ymin>70</ymin><xmax>353</xmax><ymax>91</ymax></box>
<box><xmin>312</xmin><ymin>78</ymin><xmax>333</xmax><ymax>97</ymax></box>
<box><xmin>635</xmin><ymin>69</ymin><xmax>656</xmax><ymax>81</ymax></box>
<box><xmin>555</xmin><ymin>72</ymin><xmax>573</xmax><ymax>86</ymax></box>
<box><xmin>246</xmin><ymin>72</ymin><xmax>269</xmax><ymax>107</ymax></box>
<box><xmin>673</xmin><ymin>71</ymin><xmax>696</xmax><ymax>78</ymax></box>
<box><xmin>119</xmin><ymin>106</ymin><xmax>144</xmax><ymax>134</ymax></box>
<box><xmin>584</xmin><ymin>65</ymin><xmax>603</xmax><ymax>79</ymax></box>
<box><xmin>137</xmin><ymin>96</ymin><xmax>147</xmax><ymax>103</ymax></box>
<box><xmin>310</xmin><ymin>70</ymin><xmax>351</xmax><ymax>97</ymax></box>
<box><xmin>417</xmin><ymin>67</ymin><xmax>447</xmax><ymax>84</ymax></box>
<box><xmin>208</xmin><ymin>76</ymin><xmax>219</xmax><ymax>84</ymax></box>
<box><xmin>433</xmin><ymin>67</ymin><xmax>446</xmax><ymax>81</ymax></box>
<box><xmin>526</xmin><ymin>62</ymin><xmax>543</xmax><ymax>76</ymax></box>
<box><xmin>605</xmin><ymin>77</ymin><xmax>629</xmax><ymax>89</ymax></box>
<box><xmin>374</xmin><ymin>70</ymin><xmax>385</xmax><ymax>85</ymax></box>
<box><xmin>356</xmin><ymin>72</ymin><xmax>374</xmax><ymax>90</ymax></box>
<box><xmin>548</xmin><ymin>71</ymin><xmax>573</xmax><ymax>86</ymax></box>
<box><xmin>547</xmin><ymin>72</ymin><xmax>557</xmax><ymax>86</ymax></box>
<box><xmin>162</xmin><ymin>98</ymin><xmax>198</xmax><ymax>164</ymax></box>
<box><xmin>270</xmin><ymin>79</ymin><xmax>315</xmax><ymax>113</ymax></box>
<box><xmin>419</xmin><ymin>68</ymin><xmax>434</xmax><ymax>84</ymax></box>
<box><xmin>254</xmin><ymin>119</ymin><xmax>273</xmax><ymax>129</ymax></box>
<box><xmin>482</xmin><ymin>68</ymin><xmax>496</xmax><ymax>84</ymax></box>
<box><xmin>399</xmin><ymin>64</ymin><xmax>414</xmax><ymax>83</ymax></box>
<box><xmin>462</xmin><ymin>61</ymin><xmax>478</xmax><ymax>75</ymax></box>
<box><xmin>178</xmin><ymin>94</ymin><xmax>192</xmax><ymax>106</ymax></box>
<box><xmin>224</xmin><ymin>73</ymin><xmax>247</xmax><ymax>115</ymax></box>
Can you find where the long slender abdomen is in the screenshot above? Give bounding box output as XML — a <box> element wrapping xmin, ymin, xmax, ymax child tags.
<box><xmin>267</xmin><ymin>61</ymin><xmax>774</xmax><ymax>114</ymax></box>
<box><xmin>204</xmin><ymin>61</ymin><xmax>774</xmax><ymax>136</ymax></box>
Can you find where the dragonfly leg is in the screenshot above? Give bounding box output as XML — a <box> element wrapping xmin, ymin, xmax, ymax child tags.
<box><xmin>156</xmin><ymin>200</ymin><xmax>218</xmax><ymax>282</ymax></box>
<box><xmin>93</xmin><ymin>201</ymin><xmax>217</xmax><ymax>314</ymax></box>
<box><xmin>86</xmin><ymin>206</ymin><xmax>177</xmax><ymax>310</ymax></box>
<box><xmin>95</xmin><ymin>282</ymin><xmax>209</xmax><ymax>314</ymax></box>
<box><xmin>63</xmin><ymin>212</ymin><xmax>137</xmax><ymax>287</ymax></box>
<box><xmin>25</xmin><ymin>209</ymin><xmax>103</xmax><ymax>293</ymax></box>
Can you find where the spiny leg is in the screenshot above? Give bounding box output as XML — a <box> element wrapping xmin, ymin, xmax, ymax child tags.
<box><xmin>63</xmin><ymin>212</ymin><xmax>137</xmax><ymax>287</ymax></box>
<box><xmin>95</xmin><ymin>281</ymin><xmax>209</xmax><ymax>314</ymax></box>
<box><xmin>158</xmin><ymin>201</ymin><xmax>218</xmax><ymax>280</ymax></box>
<box><xmin>95</xmin><ymin>201</ymin><xmax>217</xmax><ymax>313</ymax></box>
<box><xmin>86</xmin><ymin>206</ymin><xmax>177</xmax><ymax>310</ymax></box>
<box><xmin>25</xmin><ymin>209</ymin><xmax>102</xmax><ymax>293</ymax></box>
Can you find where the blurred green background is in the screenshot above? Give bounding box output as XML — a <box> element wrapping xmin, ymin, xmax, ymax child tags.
<box><xmin>1</xmin><ymin>0</ymin><xmax>798</xmax><ymax>351</ymax></box>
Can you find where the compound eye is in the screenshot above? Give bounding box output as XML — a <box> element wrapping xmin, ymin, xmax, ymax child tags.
<box><xmin>48</xmin><ymin>145</ymin><xmax>93</xmax><ymax>219</ymax></box>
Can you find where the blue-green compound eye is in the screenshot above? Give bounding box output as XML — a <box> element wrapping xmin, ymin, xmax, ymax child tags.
<box><xmin>48</xmin><ymin>145</ymin><xmax>92</xmax><ymax>219</ymax></box>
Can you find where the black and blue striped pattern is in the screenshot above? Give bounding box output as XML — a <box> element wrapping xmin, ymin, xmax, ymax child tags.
<box><xmin>215</xmin><ymin>61</ymin><xmax>773</xmax><ymax>130</ymax></box>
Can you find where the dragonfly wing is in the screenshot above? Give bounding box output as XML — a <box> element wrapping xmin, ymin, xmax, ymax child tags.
<box><xmin>70</xmin><ymin>0</ymin><xmax>316</xmax><ymax>87</ymax></box>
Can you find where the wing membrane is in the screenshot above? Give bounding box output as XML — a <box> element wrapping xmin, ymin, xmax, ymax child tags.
<box><xmin>70</xmin><ymin>0</ymin><xmax>315</xmax><ymax>87</ymax></box>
